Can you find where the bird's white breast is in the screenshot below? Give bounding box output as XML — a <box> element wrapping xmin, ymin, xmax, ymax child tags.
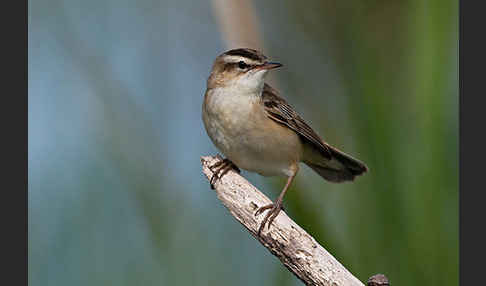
<box><xmin>202</xmin><ymin>87</ymin><xmax>302</xmax><ymax>177</ymax></box>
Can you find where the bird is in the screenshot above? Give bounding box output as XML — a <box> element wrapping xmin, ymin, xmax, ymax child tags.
<box><xmin>202</xmin><ymin>48</ymin><xmax>368</xmax><ymax>235</ymax></box>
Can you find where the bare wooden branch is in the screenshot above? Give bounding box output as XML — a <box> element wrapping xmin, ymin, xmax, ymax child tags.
<box><xmin>201</xmin><ymin>155</ymin><xmax>365</xmax><ymax>286</ymax></box>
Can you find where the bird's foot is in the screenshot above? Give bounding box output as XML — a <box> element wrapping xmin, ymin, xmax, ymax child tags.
<box><xmin>209</xmin><ymin>157</ymin><xmax>240</xmax><ymax>189</ymax></box>
<box><xmin>255</xmin><ymin>201</ymin><xmax>283</xmax><ymax>236</ymax></box>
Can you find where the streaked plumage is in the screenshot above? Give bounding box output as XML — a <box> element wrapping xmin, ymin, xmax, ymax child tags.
<box><xmin>261</xmin><ymin>83</ymin><xmax>368</xmax><ymax>182</ymax></box>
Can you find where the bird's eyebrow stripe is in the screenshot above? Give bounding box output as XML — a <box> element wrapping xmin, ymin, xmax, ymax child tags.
<box><xmin>223</xmin><ymin>55</ymin><xmax>260</xmax><ymax>65</ymax></box>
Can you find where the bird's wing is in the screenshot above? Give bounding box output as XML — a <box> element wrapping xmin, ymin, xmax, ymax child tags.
<box><xmin>261</xmin><ymin>83</ymin><xmax>332</xmax><ymax>160</ymax></box>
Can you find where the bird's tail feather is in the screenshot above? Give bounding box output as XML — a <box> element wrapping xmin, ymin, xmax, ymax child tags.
<box><xmin>304</xmin><ymin>145</ymin><xmax>368</xmax><ymax>183</ymax></box>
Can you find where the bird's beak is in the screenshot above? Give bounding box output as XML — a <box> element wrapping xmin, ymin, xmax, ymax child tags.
<box><xmin>255</xmin><ymin>62</ymin><xmax>283</xmax><ymax>70</ymax></box>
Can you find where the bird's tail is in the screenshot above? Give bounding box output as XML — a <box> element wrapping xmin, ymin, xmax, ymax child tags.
<box><xmin>303</xmin><ymin>145</ymin><xmax>368</xmax><ymax>183</ymax></box>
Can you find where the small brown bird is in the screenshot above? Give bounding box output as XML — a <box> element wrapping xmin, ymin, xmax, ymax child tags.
<box><xmin>202</xmin><ymin>48</ymin><xmax>368</xmax><ymax>235</ymax></box>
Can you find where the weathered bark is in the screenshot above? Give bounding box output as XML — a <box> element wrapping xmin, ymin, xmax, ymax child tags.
<box><xmin>201</xmin><ymin>155</ymin><xmax>369</xmax><ymax>286</ymax></box>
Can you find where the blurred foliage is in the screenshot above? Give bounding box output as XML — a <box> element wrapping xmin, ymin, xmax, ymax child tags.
<box><xmin>29</xmin><ymin>0</ymin><xmax>457</xmax><ymax>285</ymax></box>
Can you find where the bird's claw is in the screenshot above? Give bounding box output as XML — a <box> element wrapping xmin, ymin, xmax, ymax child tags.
<box><xmin>255</xmin><ymin>202</ymin><xmax>283</xmax><ymax>236</ymax></box>
<box><xmin>208</xmin><ymin>158</ymin><xmax>240</xmax><ymax>189</ymax></box>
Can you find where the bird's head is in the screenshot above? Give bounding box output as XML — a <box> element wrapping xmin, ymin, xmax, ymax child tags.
<box><xmin>207</xmin><ymin>48</ymin><xmax>282</xmax><ymax>92</ymax></box>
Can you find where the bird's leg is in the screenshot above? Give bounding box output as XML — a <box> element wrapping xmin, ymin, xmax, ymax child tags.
<box><xmin>209</xmin><ymin>157</ymin><xmax>240</xmax><ymax>189</ymax></box>
<box><xmin>255</xmin><ymin>174</ymin><xmax>296</xmax><ymax>236</ymax></box>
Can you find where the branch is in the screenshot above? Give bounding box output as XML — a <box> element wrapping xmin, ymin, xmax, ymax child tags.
<box><xmin>201</xmin><ymin>155</ymin><xmax>388</xmax><ymax>286</ymax></box>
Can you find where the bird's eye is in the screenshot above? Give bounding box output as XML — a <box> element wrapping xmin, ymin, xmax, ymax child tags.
<box><xmin>238</xmin><ymin>61</ymin><xmax>248</xmax><ymax>69</ymax></box>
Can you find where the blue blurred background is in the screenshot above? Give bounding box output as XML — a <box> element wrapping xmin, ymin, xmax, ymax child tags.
<box><xmin>28</xmin><ymin>0</ymin><xmax>458</xmax><ymax>285</ymax></box>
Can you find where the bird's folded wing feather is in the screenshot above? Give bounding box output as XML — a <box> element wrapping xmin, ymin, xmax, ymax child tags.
<box><xmin>261</xmin><ymin>83</ymin><xmax>332</xmax><ymax>160</ymax></box>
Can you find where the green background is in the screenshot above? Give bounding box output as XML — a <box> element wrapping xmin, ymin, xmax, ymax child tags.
<box><xmin>29</xmin><ymin>0</ymin><xmax>458</xmax><ymax>285</ymax></box>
